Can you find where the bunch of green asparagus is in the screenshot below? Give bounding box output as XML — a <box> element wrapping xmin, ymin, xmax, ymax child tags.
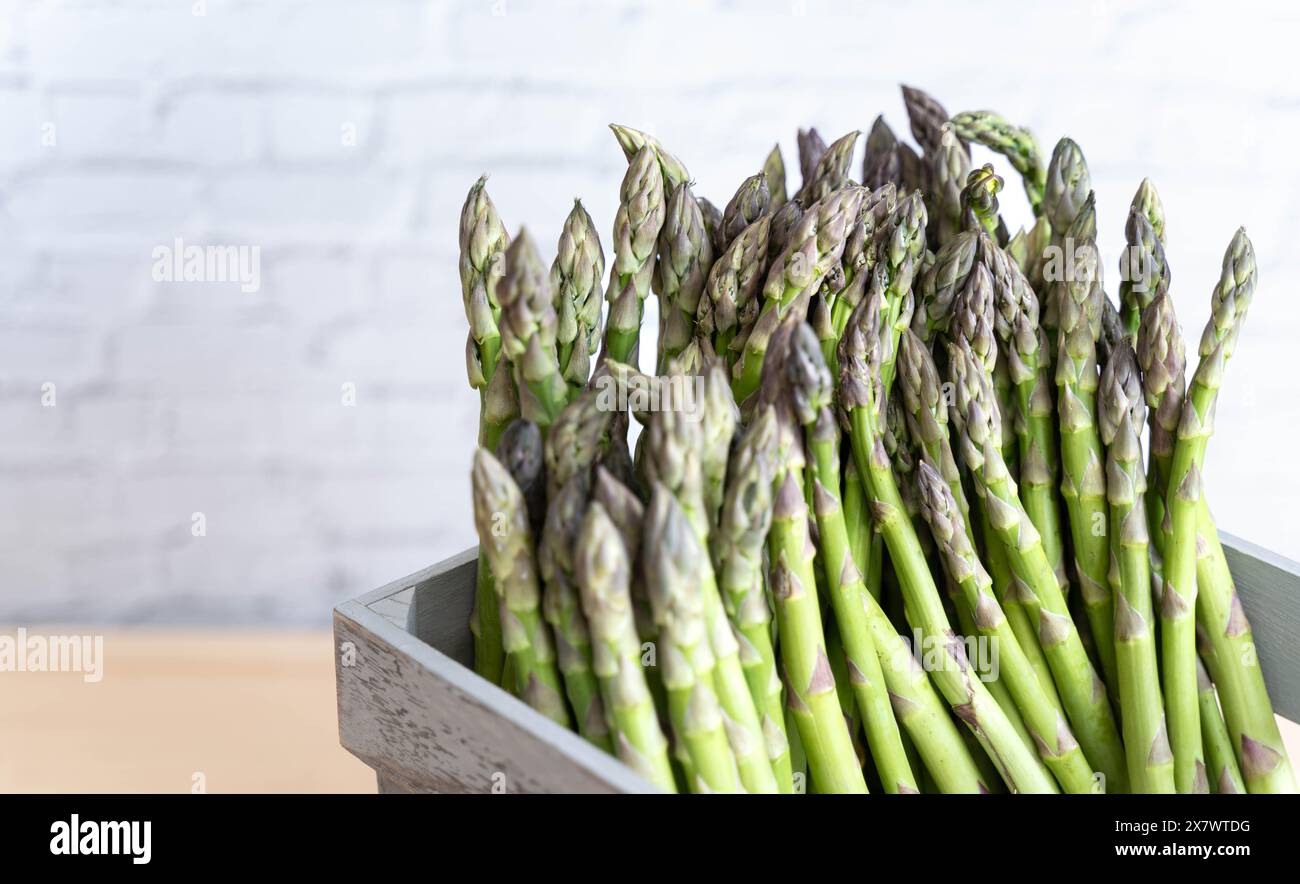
<box><xmin>458</xmin><ymin>86</ymin><xmax>1295</xmax><ymax>794</ymax></box>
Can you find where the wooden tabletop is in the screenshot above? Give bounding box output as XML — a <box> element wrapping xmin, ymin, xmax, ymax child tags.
<box><xmin>0</xmin><ymin>629</ymin><xmax>375</xmax><ymax>793</ymax></box>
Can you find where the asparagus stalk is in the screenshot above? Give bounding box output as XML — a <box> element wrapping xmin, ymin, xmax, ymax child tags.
<box><xmin>699</xmin><ymin>360</ymin><xmax>739</xmax><ymax>529</ymax></box>
<box><xmin>712</xmin><ymin>406</ymin><xmax>793</xmax><ymax>790</ymax></box>
<box><xmin>796</xmin><ymin>130</ymin><xmax>859</xmax><ymax>206</ymax></box>
<box><xmin>877</xmin><ymin>191</ymin><xmax>928</xmax><ymax>395</ymax></box>
<box><xmin>721</xmin><ymin>173</ymin><xmax>771</xmax><ymax>251</ymax></box>
<box><xmin>643</xmin><ymin>486</ymin><xmax>742</xmax><ymax>792</ymax></box>
<box><xmin>1098</xmin><ymin>343</ymin><xmax>1175</xmax><ymax>793</ymax></box>
<box><xmin>1132</xmin><ymin>177</ymin><xmax>1166</xmax><ymax>242</ymax></box>
<box><xmin>495</xmin><ymin>418</ymin><xmax>547</xmax><ymax>535</ymax></box>
<box><xmin>499</xmin><ymin>229</ymin><xmax>570</xmax><ymax>429</ymax></box>
<box><xmin>764</xmin><ymin>143</ymin><xmax>787</xmax><ymax>211</ymax></box>
<box><xmin>1196</xmin><ymin>657</ymin><xmax>1246</xmax><ymax>795</ymax></box>
<box><xmin>733</xmin><ymin>186</ymin><xmax>866</xmax><ymax>404</ymax></box>
<box><xmin>603</xmin><ymin>145</ymin><xmax>666</xmax><ymax>367</ymax></box>
<box><xmin>609</xmin><ymin>124</ymin><xmax>690</xmax><ymax>189</ymax></box>
<box><xmin>1139</xmin><ymin>290</ymin><xmax>1296</xmax><ymax>793</ymax></box>
<box><xmin>949</xmin><ymin>110</ymin><xmax>1047</xmax><ymax>214</ymax></box>
<box><xmin>1118</xmin><ymin>203</ymin><xmax>1169</xmax><ymax>346</ymax></box>
<box><xmin>986</xmin><ymin>246</ymin><xmax>1070</xmax><ymax>594</ymax></box>
<box><xmin>901</xmin><ymin>84</ymin><xmax>961</xmax><ymax>160</ymax></box>
<box><xmin>459</xmin><ymin>178</ymin><xmax>513</xmax><ymax>683</ymax></box>
<box><xmin>946</xmin><ymin>336</ymin><xmax>1128</xmax><ymax>791</ymax></box>
<box><xmin>543</xmin><ymin>389</ymin><xmax>612</xmax><ymax>499</ymax></box>
<box><xmin>911</xmin><ymin>229</ymin><xmax>978</xmax><ymax>343</ymax></box>
<box><xmin>930</xmin><ymin>125</ymin><xmax>971</xmax><ymax>247</ymax></box>
<box><xmin>539</xmin><ymin>471</ymin><xmax>612</xmax><ymax>749</ymax></box>
<box><xmin>656</xmin><ymin>182</ymin><xmax>713</xmax><ymax>372</ymax></box>
<box><xmin>901</xmin><ymin>325</ymin><xmax>1061</xmax><ymax>709</ymax></box>
<box><xmin>961</xmin><ymin>164</ymin><xmax>1004</xmax><ymax>241</ymax></box>
<box><xmin>862</xmin><ymin>115</ymin><xmax>908</xmax><ymax>191</ymax></box>
<box><xmin>915</xmin><ymin>461</ymin><xmax>1097</xmax><ymax>792</ymax></box>
<box><xmin>550</xmin><ymin>200</ymin><xmax>605</xmax><ymax>399</ymax></box>
<box><xmin>1162</xmin><ymin>229</ymin><xmax>1258</xmax><ymax>793</ymax></box>
<box><xmin>699</xmin><ymin>215</ymin><xmax>770</xmax><ymax>367</ymax></box>
<box><xmin>641</xmin><ymin>393</ymin><xmax>778</xmax><ymax>793</ymax></box>
<box><xmin>699</xmin><ymin>196</ymin><xmax>724</xmax><ymax>255</ymax></box>
<box><xmin>786</xmin><ymin>324</ymin><xmax>918</xmax><ymax>793</ymax></box>
<box><xmin>471</xmin><ymin>449</ymin><xmax>570</xmax><ymax>726</ymax></box>
<box><xmin>1040</xmin><ymin>138</ymin><xmax>1091</xmax><ymax>338</ymax></box>
<box><xmin>754</xmin><ymin>338</ymin><xmax>867</xmax><ymax>793</ymax></box>
<box><xmin>1052</xmin><ymin>229</ymin><xmax>1120</xmax><ymax>697</ymax></box>
<box><xmin>839</xmin><ymin>289</ymin><xmax>1059</xmax><ymax>793</ymax></box>
<box><xmin>575</xmin><ymin>501</ymin><xmax>676</xmax><ymax>790</ymax></box>
<box><xmin>796</xmin><ymin>127</ymin><xmax>827</xmax><ymax>190</ymax></box>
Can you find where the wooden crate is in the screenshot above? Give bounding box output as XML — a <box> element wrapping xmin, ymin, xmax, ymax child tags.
<box><xmin>334</xmin><ymin>534</ymin><xmax>1300</xmax><ymax>793</ymax></box>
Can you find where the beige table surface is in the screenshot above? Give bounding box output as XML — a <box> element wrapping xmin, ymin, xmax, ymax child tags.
<box><xmin>0</xmin><ymin>629</ymin><xmax>375</xmax><ymax>793</ymax></box>
<box><xmin>1</xmin><ymin>627</ymin><xmax>1296</xmax><ymax>793</ymax></box>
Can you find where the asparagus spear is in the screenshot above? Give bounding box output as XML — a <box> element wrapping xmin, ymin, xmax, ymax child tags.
<box><xmin>897</xmin><ymin>328</ymin><xmax>1061</xmax><ymax>711</ymax></box>
<box><xmin>712</xmin><ymin>406</ymin><xmax>793</xmax><ymax>790</ymax></box>
<box><xmin>930</xmin><ymin>125</ymin><xmax>972</xmax><ymax>247</ymax></box>
<box><xmin>786</xmin><ymin>324</ymin><xmax>918</xmax><ymax>793</ymax></box>
<box><xmin>911</xmin><ymin>229</ymin><xmax>978</xmax><ymax>343</ymax></box>
<box><xmin>862</xmin><ymin>115</ymin><xmax>906</xmax><ymax>191</ymax></box>
<box><xmin>876</xmin><ymin>191</ymin><xmax>928</xmax><ymax>395</ymax></box>
<box><xmin>471</xmin><ymin>449</ymin><xmax>570</xmax><ymax>726</ymax></box>
<box><xmin>609</xmin><ymin>123</ymin><xmax>690</xmax><ymax>189</ymax></box>
<box><xmin>699</xmin><ymin>215</ymin><xmax>770</xmax><ymax>367</ymax></box>
<box><xmin>915</xmin><ymin>461</ymin><xmax>1097</xmax><ymax>792</ymax></box>
<box><xmin>961</xmin><ymin>164</ymin><xmax>1004</xmax><ymax>241</ymax></box>
<box><xmin>949</xmin><ymin>110</ymin><xmax>1047</xmax><ymax>214</ymax></box>
<box><xmin>796</xmin><ymin>127</ymin><xmax>827</xmax><ymax>189</ymax></box>
<box><xmin>575</xmin><ymin>501</ymin><xmax>676</xmax><ymax>790</ymax></box>
<box><xmin>699</xmin><ymin>360</ymin><xmax>739</xmax><ymax>528</ymax></box>
<box><xmin>459</xmin><ymin>177</ymin><xmax>515</xmax><ymax>444</ymax></box>
<box><xmin>796</xmin><ymin>130</ymin><xmax>859</xmax><ymax>206</ymax></box>
<box><xmin>733</xmin><ymin>186</ymin><xmax>866</xmax><ymax>404</ymax></box>
<box><xmin>764</xmin><ymin>143</ymin><xmax>787</xmax><ymax>211</ymax></box>
<box><xmin>1039</xmin><ymin>138</ymin><xmax>1091</xmax><ymax>332</ymax></box>
<box><xmin>1098</xmin><ymin>342</ymin><xmax>1175</xmax><ymax>792</ymax></box>
<box><xmin>1196</xmin><ymin>657</ymin><xmax>1246</xmax><ymax>794</ymax></box>
<box><xmin>721</xmin><ymin>173</ymin><xmax>771</xmax><ymax>251</ymax></box>
<box><xmin>839</xmin><ymin>290</ymin><xmax>1059</xmax><ymax>793</ymax></box>
<box><xmin>656</xmin><ymin>182</ymin><xmax>713</xmax><ymax>372</ymax></box>
<box><xmin>495</xmin><ymin>418</ymin><xmax>547</xmax><ymax>535</ymax></box>
<box><xmin>901</xmin><ymin>84</ymin><xmax>961</xmax><ymax>160</ymax></box>
<box><xmin>1119</xmin><ymin>202</ymin><xmax>1170</xmax><ymax>348</ymax></box>
<box><xmin>766</xmin><ymin>198</ymin><xmax>804</xmax><ymax>261</ymax></box>
<box><xmin>946</xmin><ymin>336</ymin><xmax>1128</xmax><ymax>791</ymax></box>
<box><xmin>1132</xmin><ymin>177</ymin><xmax>1166</xmax><ymax>242</ymax></box>
<box><xmin>643</xmin><ymin>485</ymin><xmax>742</xmax><ymax>792</ymax></box>
<box><xmin>550</xmin><ymin>200</ymin><xmax>605</xmax><ymax>399</ymax></box>
<box><xmin>1139</xmin><ymin>290</ymin><xmax>1295</xmax><ymax>793</ymax></box>
<box><xmin>603</xmin><ymin>145</ymin><xmax>666</xmax><ymax>366</ymax></box>
<box><xmin>1052</xmin><ymin>230</ymin><xmax>1120</xmax><ymax>697</ymax></box>
<box><xmin>544</xmin><ymin>389</ymin><xmax>612</xmax><ymax>499</ymax></box>
<box><xmin>1162</xmin><ymin>229</ymin><xmax>1259</xmax><ymax>793</ymax></box>
<box><xmin>986</xmin><ymin>247</ymin><xmax>1069</xmax><ymax>596</ymax></box>
<box><xmin>752</xmin><ymin>335</ymin><xmax>866</xmax><ymax>793</ymax></box>
<box><xmin>539</xmin><ymin>471</ymin><xmax>612</xmax><ymax>749</ymax></box>
<box><xmin>698</xmin><ymin>196</ymin><xmax>724</xmax><ymax>256</ymax></box>
<box><xmin>641</xmin><ymin>393</ymin><xmax>778</xmax><ymax>793</ymax></box>
<box><xmin>591</xmin><ymin>467</ymin><xmax>657</xmax><ymax>673</ymax></box>
<box><xmin>1043</xmin><ymin>137</ymin><xmax>1091</xmax><ymax>243</ymax></box>
<box><xmin>459</xmin><ymin>178</ymin><xmax>513</xmax><ymax>682</ymax></box>
<box><xmin>498</xmin><ymin>229</ymin><xmax>570</xmax><ymax>429</ymax></box>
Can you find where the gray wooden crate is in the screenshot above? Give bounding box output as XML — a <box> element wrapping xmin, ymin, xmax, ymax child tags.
<box><xmin>334</xmin><ymin>534</ymin><xmax>1300</xmax><ymax>794</ymax></box>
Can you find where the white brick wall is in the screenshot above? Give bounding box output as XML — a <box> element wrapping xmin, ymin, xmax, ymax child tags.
<box><xmin>2</xmin><ymin>0</ymin><xmax>1299</xmax><ymax>624</ymax></box>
